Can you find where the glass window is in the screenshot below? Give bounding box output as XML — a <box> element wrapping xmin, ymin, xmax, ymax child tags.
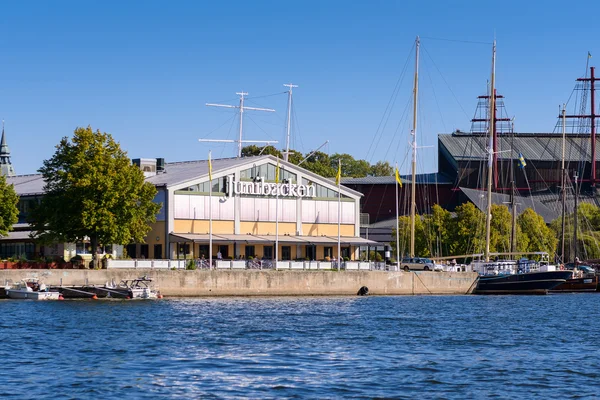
<box><xmin>282</xmin><ymin>246</ymin><xmax>291</xmax><ymax>261</ymax></box>
<box><xmin>263</xmin><ymin>246</ymin><xmax>273</xmax><ymax>259</ymax></box>
<box><xmin>245</xmin><ymin>245</ymin><xmax>255</xmax><ymax>258</ymax></box>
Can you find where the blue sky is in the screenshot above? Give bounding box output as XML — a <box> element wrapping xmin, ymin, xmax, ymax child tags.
<box><xmin>2</xmin><ymin>0</ymin><xmax>599</xmax><ymax>175</ymax></box>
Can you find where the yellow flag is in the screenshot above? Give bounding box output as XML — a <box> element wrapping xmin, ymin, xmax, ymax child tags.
<box><xmin>335</xmin><ymin>160</ymin><xmax>341</xmax><ymax>186</ymax></box>
<box><xmin>275</xmin><ymin>157</ymin><xmax>280</xmax><ymax>184</ymax></box>
<box><xmin>395</xmin><ymin>167</ymin><xmax>402</xmax><ymax>187</ymax></box>
<box><xmin>208</xmin><ymin>151</ymin><xmax>212</xmax><ymax>181</ymax></box>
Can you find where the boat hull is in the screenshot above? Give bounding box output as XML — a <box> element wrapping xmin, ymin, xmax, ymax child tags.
<box><xmin>474</xmin><ymin>271</ymin><xmax>573</xmax><ymax>295</ymax></box>
<box><xmin>550</xmin><ymin>276</ymin><xmax>599</xmax><ymax>293</ymax></box>
<box><xmin>6</xmin><ymin>289</ymin><xmax>61</xmax><ymax>300</ymax></box>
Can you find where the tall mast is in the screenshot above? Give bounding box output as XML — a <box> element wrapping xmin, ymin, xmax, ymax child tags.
<box><xmin>410</xmin><ymin>36</ymin><xmax>420</xmax><ymax>258</ymax></box>
<box><xmin>560</xmin><ymin>104</ymin><xmax>567</xmax><ymax>263</ymax></box>
<box><xmin>509</xmin><ymin>119</ymin><xmax>516</xmax><ymax>254</ymax></box>
<box><xmin>485</xmin><ymin>40</ymin><xmax>496</xmax><ymax>262</ymax></box>
<box><xmin>574</xmin><ymin>172</ymin><xmax>579</xmax><ymax>261</ymax></box>
<box><xmin>203</xmin><ymin>92</ymin><xmax>277</xmax><ymax>158</ymax></box>
<box><xmin>283</xmin><ymin>83</ymin><xmax>298</xmax><ymax>162</ymax></box>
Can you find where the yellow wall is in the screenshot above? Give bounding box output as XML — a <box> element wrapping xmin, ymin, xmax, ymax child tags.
<box><xmin>174</xmin><ymin>219</ymin><xmax>235</xmax><ymax>234</ymax></box>
<box><xmin>302</xmin><ymin>223</ymin><xmax>354</xmax><ymax>237</ymax></box>
<box><xmin>144</xmin><ymin>221</ymin><xmax>166</xmax><ymax>257</ymax></box>
<box><xmin>239</xmin><ymin>222</ymin><xmax>296</xmax><ymax>235</ymax></box>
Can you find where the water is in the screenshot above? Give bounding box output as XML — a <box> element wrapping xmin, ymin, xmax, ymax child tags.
<box><xmin>1</xmin><ymin>295</ymin><xmax>599</xmax><ymax>399</ymax></box>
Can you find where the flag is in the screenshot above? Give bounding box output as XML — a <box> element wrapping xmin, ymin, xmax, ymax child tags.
<box><xmin>395</xmin><ymin>167</ymin><xmax>403</xmax><ymax>187</ymax></box>
<box><xmin>589</xmin><ymin>51</ymin><xmax>592</xmax><ymax>58</ymax></box>
<box><xmin>208</xmin><ymin>151</ymin><xmax>212</xmax><ymax>181</ymax></box>
<box><xmin>335</xmin><ymin>160</ymin><xmax>341</xmax><ymax>186</ymax></box>
<box><xmin>275</xmin><ymin>157</ymin><xmax>280</xmax><ymax>184</ymax></box>
<box><xmin>518</xmin><ymin>153</ymin><xmax>527</xmax><ymax>169</ymax></box>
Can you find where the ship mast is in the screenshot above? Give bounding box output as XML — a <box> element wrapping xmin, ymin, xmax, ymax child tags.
<box><xmin>485</xmin><ymin>40</ymin><xmax>496</xmax><ymax>262</ymax></box>
<box><xmin>410</xmin><ymin>36</ymin><xmax>420</xmax><ymax>258</ymax></box>
<box><xmin>560</xmin><ymin>104</ymin><xmax>567</xmax><ymax>263</ymax></box>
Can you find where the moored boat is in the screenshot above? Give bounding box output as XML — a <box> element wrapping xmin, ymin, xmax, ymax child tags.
<box><xmin>471</xmin><ymin>256</ymin><xmax>573</xmax><ymax>295</ymax></box>
<box><xmin>106</xmin><ymin>276</ymin><xmax>161</xmax><ymax>299</ymax></box>
<box><xmin>5</xmin><ymin>280</ymin><xmax>62</xmax><ymax>300</ymax></box>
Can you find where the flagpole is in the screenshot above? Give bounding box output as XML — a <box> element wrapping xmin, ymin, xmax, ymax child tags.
<box><xmin>209</xmin><ymin>151</ymin><xmax>213</xmax><ymax>268</ymax></box>
<box><xmin>275</xmin><ymin>157</ymin><xmax>280</xmax><ymax>267</ymax></box>
<box><xmin>395</xmin><ymin>163</ymin><xmax>400</xmax><ymax>271</ymax></box>
<box><xmin>337</xmin><ymin>159</ymin><xmax>341</xmax><ymax>269</ymax></box>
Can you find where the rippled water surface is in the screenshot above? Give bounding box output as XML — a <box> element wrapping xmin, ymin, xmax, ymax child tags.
<box><xmin>1</xmin><ymin>295</ymin><xmax>599</xmax><ymax>399</ymax></box>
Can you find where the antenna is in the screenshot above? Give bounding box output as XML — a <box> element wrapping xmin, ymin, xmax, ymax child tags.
<box><xmin>202</xmin><ymin>91</ymin><xmax>277</xmax><ymax>158</ymax></box>
<box><xmin>283</xmin><ymin>83</ymin><xmax>298</xmax><ymax>162</ymax></box>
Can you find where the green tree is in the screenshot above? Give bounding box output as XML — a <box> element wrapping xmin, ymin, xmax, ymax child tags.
<box><xmin>453</xmin><ymin>202</ymin><xmax>486</xmax><ymax>256</ymax></box>
<box><xmin>302</xmin><ymin>151</ymin><xmax>336</xmax><ymax>177</ymax></box>
<box><xmin>30</xmin><ymin>126</ymin><xmax>161</xmax><ymax>267</ymax></box>
<box><xmin>0</xmin><ymin>174</ymin><xmax>19</xmax><ymax>237</ymax></box>
<box><xmin>391</xmin><ymin>215</ymin><xmax>430</xmax><ymax>259</ymax></box>
<box><xmin>422</xmin><ymin>204</ymin><xmax>454</xmax><ymax>257</ymax></box>
<box><xmin>330</xmin><ymin>153</ymin><xmax>370</xmax><ymax>178</ymax></box>
<box><xmin>369</xmin><ymin>161</ymin><xmax>393</xmax><ymax>177</ymax></box>
<box><xmin>241</xmin><ymin>145</ymin><xmax>283</xmax><ymax>158</ymax></box>
<box><xmin>518</xmin><ymin>208</ymin><xmax>557</xmax><ymax>257</ymax></box>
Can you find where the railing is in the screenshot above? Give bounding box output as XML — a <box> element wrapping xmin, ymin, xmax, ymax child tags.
<box><xmin>106</xmin><ymin>259</ymin><xmax>444</xmax><ymax>272</ymax></box>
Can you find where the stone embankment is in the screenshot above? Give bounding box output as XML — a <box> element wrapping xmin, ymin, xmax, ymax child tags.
<box><xmin>0</xmin><ymin>269</ymin><xmax>478</xmax><ymax>296</ymax></box>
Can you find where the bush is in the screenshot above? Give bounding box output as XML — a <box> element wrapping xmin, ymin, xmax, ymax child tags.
<box><xmin>70</xmin><ymin>255</ymin><xmax>84</xmax><ymax>264</ymax></box>
<box><xmin>343</xmin><ymin>257</ymin><xmax>349</xmax><ymax>262</ymax></box>
<box><xmin>247</xmin><ymin>256</ymin><xmax>254</xmax><ymax>260</ymax></box>
<box><xmin>186</xmin><ymin>259</ymin><xmax>197</xmax><ymax>270</ymax></box>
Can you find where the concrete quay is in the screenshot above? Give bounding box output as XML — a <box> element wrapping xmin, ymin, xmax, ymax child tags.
<box><xmin>0</xmin><ymin>269</ymin><xmax>478</xmax><ymax>296</ymax></box>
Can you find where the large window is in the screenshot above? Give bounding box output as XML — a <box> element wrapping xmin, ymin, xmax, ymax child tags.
<box><xmin>263</xmin><ymin>246</ymin><xmax>273</xmax><ymax>260</ymax></box>
<box><xmin>245</xmin><ymin>245</ymin><xmax>256</xmax><ymax>258</ymax></box>
<box><xmin>302</xmin><ymin>179</ymin><xmax>349</xmax><ymax>199</ymax></box>
<box><xmin>0</xmin><ymin>242</ymin><xmax>35</xmax><ymax>259</ymax></box>
<box><xmin>177</xmin><ymin>177</ymin><xmax>227</xmax><ymax>194</ymax></box>
<box><xmin>241</xmin><ymin>164</ymin><xmax>297</xmax><ymax>183</ymax></box>
<box><xmin>282</xmin><ymin>246</ymin><xmax>291</xmax><ymax>261</ymax></box>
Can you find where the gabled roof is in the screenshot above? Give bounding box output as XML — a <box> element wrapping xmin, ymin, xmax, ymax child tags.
<box><xmin>9</xmin><ymin>155</ymin><xmax>363</xmax><ymax>198</ymax></box>
<box><xmin>460</xmin><ymin>187</ymin><xmax>558</xmax><ymax>224</ymax></box>
<box><xmin>341</xmin><ymin>172</ymin><xmax>453</xmax><ymax>185</ymax></box>
<box><xmin>440</xmin><ymin>132</ymin><xmax>600</xmax><ymax>163</ymax></box>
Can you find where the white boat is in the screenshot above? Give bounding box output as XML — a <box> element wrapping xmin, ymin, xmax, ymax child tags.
<box><xmin>5</xmin><ymin>280</ymin><xmax>62</xmax><ymax>300</ymax></box>
<box><xmin>107</xmin><ymin>276</ymin><xmax>161</xmax><ymax>299</ymax></box>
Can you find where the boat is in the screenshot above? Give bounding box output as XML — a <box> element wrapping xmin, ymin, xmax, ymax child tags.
<box><xmin>466</xmin><ymin>42</ymin><xmax>573</xmax><ymax>294</ymax></box>
<box><xmin>471</xmin><ymin>255</ymin><xmax>573</xmax><ymax>295</ymax></box>
<box><xmin>5</xmin><ymin>279</ymin><xmax>62</xmax><ymax>300</ymax></box>
<box><xmin>105</xmin><ymin>276</ymin><xmax>161</xmax><ymax>299</ymax></box>
<box><xmin>550</xmin><ymin>265</ymin><xmax>599</xmax><ymax>293</ymax></box>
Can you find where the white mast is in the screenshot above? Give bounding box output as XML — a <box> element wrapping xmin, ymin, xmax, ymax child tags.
<box><xmin>337</xmin><ymin>159</ymin><xmax>342</xmax><ymax>267</ymax></box>
<box><xmin>208</xmin><ymin>150</ymin><xmax>213</xmax><ymax>267</ymax></box>
<box><xmin>283</xmin><ymin>83</ymin><xmax>298</xmax><ymax>162</ymax></box>
<box><xmin>203</xmin><ymin>92</ymin><xmax>277</xmax><ymax>158</ymax></box>
<box><xmin>560</xmin><ymin>104</ymin><xmax>567</xmax><ymax>262</ymax></box>
<box><xmin>485</xmin><ymin>40</ymin><xmax>497</xmax><ymax>262</ymax></box>
<box><xmin>396</xmin><ymin>163</ymin><xmax>400</xmax><ymax>269</ymax></box>
<box><xmin>410</xmin><ymin>36</ymin><xmax>420</xmax><ymax>258</ymax></box>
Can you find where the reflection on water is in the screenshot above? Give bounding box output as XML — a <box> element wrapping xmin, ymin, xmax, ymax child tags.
<box><xmin>1</xmin><ymin>295</ymin><xmax>599</xmax><ymax>399</ymax></box>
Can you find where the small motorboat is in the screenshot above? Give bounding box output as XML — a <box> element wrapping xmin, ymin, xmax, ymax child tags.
<box><xmin>106</xmin><ymin>276</ymin><xmax>161</xmax><ymax>299</ymax></box>
<box><xmin>5</xmin><ymin>280</ymin><xmax>62</xmax><ymax>300</ymax></box>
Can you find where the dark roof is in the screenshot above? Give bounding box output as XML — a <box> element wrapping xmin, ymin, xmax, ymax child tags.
<box><xmin>342</xmin><ymin>172</ymin><xmax>453</xmax><ymax>185</ymax></box>
<box><xmin>439</xmin><ymin>132</ymin><xmax>600</xmax><ymax>163</ymax></box>
<box><xmin>525</xmin><ymin>190</ymin><xmax>600</xmax><ymax>216</ymax></box>
<box><xmin>460</xmin><ymin>187</ymin><xmax>558</xmax><ymax>224</ymax></box>
<box><xmin>9</xmin><ymin>155</ymin><xmax>362</xmax><ymax>197</ymax></box>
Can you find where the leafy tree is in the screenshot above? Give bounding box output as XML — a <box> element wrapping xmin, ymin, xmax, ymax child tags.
<box><xmin>30</xmin><ymin>126</ymin><xmax>161</xmax><ymax>267</ymax></box>
<box><xmin>370</xmin><ymin>160</ymin><xmax>394</xmax><ymax>177</ymax></box>
<box><xmin>302</xmin><ymin>151</ymin><xmax>336</xmax><ymax>177</ymax></box>
<box><xmin>518</xmin><ymin>208</ymin><xmax>557</xmax><ymax>257</ymax></box>
<box><xmin>422</xmin><ymin>204</ymin><xmax>454</xmax><ymax>257</ymax></box>
<box><xmin>241</xmin><ymin>145</ymin><xmax>283</xmax><ymax>158</ymax></box>
<box><xmin>453</xmin><ymin>202</ymin><xmax>486</xmax><ymax>256</ymax></box>
<box><xmin>0</xmin><ymin>174</ymin><xmax>19</xmax><ymax>237</ymax></box>
<box><xmin>391</xmin><ymin>215</ymin><xmax>430</xmax><ymax>258</ymax></box>
<box><xmin>330</xmin><ymin>153</ymin><xmax>370</xmax><ymax>178</ymax></box>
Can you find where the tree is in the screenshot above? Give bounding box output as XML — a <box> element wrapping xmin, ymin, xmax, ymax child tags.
<box><xmin>391</xmin><ymin>215</ymin><xmax>430</xmax><ymax>259</ymax></box>
<box><xmin>30</xmin><ymin>126</ymin><xmax>161</xmax><ymax>267</ymax></box>
<box><xmin>330</xmin><ymin>153</ymin><xmax>370</xmax><ymax>178</ymax></box>
<box><xmin>302</xmin><ymin>151</ymin><xmax>336</xmax><ymax>177</ymax></box>
<box><xmin>241</xmin><ymin>145</ymin><xmax>282</xmax><ymax>158</ymax></box>
<box><xmin>518</xmin><ymin>208</ymin><xmax>557</xmax><ymax>257</ymax></box>
<box><xmin>422</xmin><ymin>204</ymin><xmax>454</xmax><ymax>257</ymax></box>
<box><xmin>453</xmin><ymin>202</ymin><xmax>486</xmax><ymax>256</ymax></box>
<box><xmin>370</xmin><ymin>160</ymin><xmax>393</xmax><ymax>177</ymax></box>
<box><xmin>0</xmin><ymin>174</ymin><xmax>19</xmax><ymax>237</ymax></box>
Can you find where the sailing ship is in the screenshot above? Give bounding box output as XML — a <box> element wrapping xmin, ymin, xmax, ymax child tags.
<box><xmin>468</xmin><ymin>41</ymin><xmax>573</xmax><ymax>294</ymax></box>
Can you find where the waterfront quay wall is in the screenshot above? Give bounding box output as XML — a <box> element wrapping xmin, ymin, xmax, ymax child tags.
<box><xmin>0</xmin><ymin>269</ymin><xmax>478</xmax><ymax>296</ymax></box>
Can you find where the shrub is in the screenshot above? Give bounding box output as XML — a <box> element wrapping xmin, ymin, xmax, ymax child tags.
<box><xmin>186</xmin><ymin>259</ymin><xmax>197</xmax><ymax>270</ymax></box>
<box><xmin>70</xmin><ymin>255</ymin><xmax>84</xmax><ymax>264</ymax></box>
<box><xmin>343</xmin><ymin>257</ymin><xmax>349</xmax><ymax>262</ymax></box>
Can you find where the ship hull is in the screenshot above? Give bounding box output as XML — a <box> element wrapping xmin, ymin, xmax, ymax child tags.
<box><xmin>475</xmin><ymin>271</ymin><xmax>573</xmax><ymax>295</ymax></box>
<box><xmin>550</xmin><ymin>276</ymin><xmax>599</xmax><ymax>293</ymax></box>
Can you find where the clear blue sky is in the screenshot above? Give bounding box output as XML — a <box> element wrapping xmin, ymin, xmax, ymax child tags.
<box><xmin>2</xmin><ymin>0</ymin><xmax>599</xmax><ymax>175</ymax></box>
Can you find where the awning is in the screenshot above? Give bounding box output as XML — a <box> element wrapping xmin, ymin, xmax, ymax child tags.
<box><xmin>169</xmin><ymin>233</ymin><xmax>378</xmax><ymax>246</ymax></box>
